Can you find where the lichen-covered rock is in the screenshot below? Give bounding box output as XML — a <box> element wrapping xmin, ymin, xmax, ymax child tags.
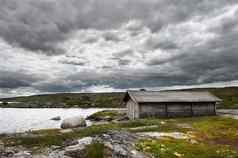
<box><xmin>61</xmin><ymin>117</ymin><xmax>86</xmax><ymax>129</ymax></box>
<box><xmin>64</xmin><ymin>137</ymin><xmax>93</xmax><ymax>158</ymax></box>
<box><xmin>13</xmin><ymin>151</ymin><xmax>32</xmax><ymax>158</ymax></box>
<box><xmin>97</xmin><ymin>131</ymin><xmax>150</xmax><ymax>158</ymax></box>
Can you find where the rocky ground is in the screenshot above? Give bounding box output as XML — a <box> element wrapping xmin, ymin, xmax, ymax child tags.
<box><xmin>0</xmin><ymin>130</ymin><xmax>150</xmax><ymax>158</ymax></box>
<box><xmin>1</xmin><ymin>111</ymin><xmax>238</xmax><ymax>158</ymax></box>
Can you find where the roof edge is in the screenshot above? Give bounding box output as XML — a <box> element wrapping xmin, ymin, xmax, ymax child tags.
<box><xmin>127</xmin><ymin>91</ymin><xmax>138</xmax><ymax>103</ymax></box>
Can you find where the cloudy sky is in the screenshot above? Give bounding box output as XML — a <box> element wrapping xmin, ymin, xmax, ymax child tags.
<box><xmin>0</xmin><ymin>0</ymin><xmax>238</xmax><ymax>97</ymax></box>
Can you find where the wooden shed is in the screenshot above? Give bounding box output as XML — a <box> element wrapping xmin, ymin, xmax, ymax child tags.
<box><xmin>123</xmin><ymin>90</ymin><xmax>221</xmax><ymax>119</ymax></box>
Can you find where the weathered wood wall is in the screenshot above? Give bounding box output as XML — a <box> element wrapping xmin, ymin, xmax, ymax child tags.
<box><xmin>167</xmin><ymin>103</ymin><xmax>192</xmax><ymax>117</ymax></box>
<box><xmin>126</xmin><ymin>98</ymin><xmax>139</xmax><ymax>119</ymax></box>
<box><xmin>192</xmin><ymin>102</ymin><xmax>216</xmax><ymax>116</ymax></box>
<box><xmin>139</xmin><ymin>103</ymin><xmax>166</xmax><ymax>118</ymax></box>
<box><xmin>128</xmin><ymin>102</ymin><xmax>216</xmax><ymax>119</ymax></box>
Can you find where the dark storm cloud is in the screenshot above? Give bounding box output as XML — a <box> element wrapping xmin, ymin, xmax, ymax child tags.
<box><xmin>0</xmin><ymin>71</ymin><xmax>40</xmax><ymax>88</ymax></box>
<box><xmin>145</xmin><ymin>24</ymin><xmax>238</xmax><ymax>86</ymax></box>
<box><xmin>146</xmin><ymin>54</ymin><xmax>183</xmax><ymax>66</ymax></box>
<box><xmin>144</xmin><ymin>37</ymin><xmax>178</xmax><ymax>51</ymax></box>
<box><xmin>34</xmin><ymin>82</ymin><xmax>76</xmax><ymax>92</ymax></box>
<box><xmin>59</xmin><ymin>57</ymin><xmax>87</xmax><ymax>66</ymax></box>
<box><xmin>112</xmin><ymin>49</ymin><xmax>134</xmax><ymax>58</ymax></box>
<box><xmin>1</xmin><ymin>0</ymin><xmax>238</xmax><ymax>97</ymax></box>
<box><xmin>0</xmin><ymin>0</ymin><xmax>237</xmax><ymax>54</ymax></box>
<box><xmin>118</xmin><ymin>59</ymin><xmax>131</xmax><ymax>66</ymax></box>
<box><xmin>103</xmin><ymin>32</ymin><xmax>121</xmax><ymax>42</ymax></box>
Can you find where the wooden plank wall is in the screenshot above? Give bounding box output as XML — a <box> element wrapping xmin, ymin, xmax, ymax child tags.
<box><xmin>137</xmin><ymin>102</ymin><xmax>216</xmax><ymax>118</ymax></box>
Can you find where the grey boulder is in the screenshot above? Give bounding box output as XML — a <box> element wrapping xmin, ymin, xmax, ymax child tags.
<box><xmin>61</xmin><ymin>117</ymin><xmax>86</xmax><ymax>129</ymax></box>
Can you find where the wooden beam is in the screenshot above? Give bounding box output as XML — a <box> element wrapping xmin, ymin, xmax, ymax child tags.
<box><xmin>165</xmin><ymin>104</ymin><xmax>168</xmax><ymax>117</ymax></box>
<box><xmin>190</xmin><ymin>103</ymin><xmax>194</xmax><ymax>116</ymax></box>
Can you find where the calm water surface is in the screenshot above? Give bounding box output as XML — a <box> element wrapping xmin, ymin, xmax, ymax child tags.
<box><xmin>0</xmin><ymin>108</ymin><xmax>112</xmax><ymax>134</ymax></box>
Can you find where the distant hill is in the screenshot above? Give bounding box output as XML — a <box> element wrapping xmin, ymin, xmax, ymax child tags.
<box><xmin>0</xmin><ymin>92</ymin><xmax>125</xmax><ymax>108</ymax></box>
<box><xmin>0</xmin><ymin>87</ymin><xmax>238</xmax><ymax>109</ymax></box>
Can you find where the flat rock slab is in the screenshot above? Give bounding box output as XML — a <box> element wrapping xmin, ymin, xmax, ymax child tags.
<box><xmin>13</xmin><ymin>151</ymin><xmax>32</xmax><ymax>158</ymax></box>
<box><xmin>64</xmin><ymin>137</ymin><xmax>93</xmax><ymax>158</ymax></box>
<box><xmin>137</xmin><ymin>132</ymin><xmax>190</xmax><ymax>139</ymax></box>
<box><xmin>128</xmin><ymin>125</ymin><xmax>158</xmax><ymax>131</ymax></box>
<box><xmin>97</xmin><ymin>130</ymin><xmax>151</xmax><ymax>158</ymax></box>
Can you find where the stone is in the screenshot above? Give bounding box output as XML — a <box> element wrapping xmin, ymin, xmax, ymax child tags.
<box><xmin>60</xmin><ymin>129</ymin><xmax>73</xmax><ymax>134</ymax></box>
<box><xmin>0</xmin><ymin>140</ymin><xmax>4</xmax><ymax>151</ymax></box>
<box><xmin>128</xmin><ymin>125</ymin><xmax>158</xmax><ymax>131</ymax></box>
<box><xmin>3</xmin><ymin>149</ymin><xmax>15</xmax><ymax>157</ymax></box>
<box><xmin>137</xmin><ymin>132</ymin><xmax>189</xmax><ymax>139</ymax></box>
<box><xmin>112</xmin><ymin>144</ymin><xmax>127</xmax><ymax>156</ymax></box>
<box><xmin>97</xmin><ymin>131</ymin><xmax>150</xmax><ymax>158</ymax></box>
<box><xmin>64</xmin><ymin>137</ymin><xmax>93</xmax><ymax>158</ymax></box>
<box><xmin>64</xmin><ymin>140</ymin><xmax>79</xmax><ymax>147</ymax></box>
<box><xmin>77</xmin><ymin>137</ymin><xmax>93</xmax><ymax>146</ymax></box>
<box><xmin>13</xmin><ymin>151</ymin><xmax>32</xmax><ymax>158</ymax></box>
<box><xmin>61</xmin><ymin>117</ymin><xmax>86</xmax><ymax>129</ymax></box>
<box><xmin>130</xmin><ymin>150</ymin><xmax>149</xmax><ymax>158</ymax></box>
<box><xmin>50</xmin><ymin>116</ymin><xmax>61</xmax><ymax>121</ymax></box>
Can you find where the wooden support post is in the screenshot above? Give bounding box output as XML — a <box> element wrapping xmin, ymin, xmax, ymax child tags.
<box><xmin>190</xmin><ymin>103</ymin><xmax>194</xmax><ymax>116</ymax></box>
<box><xmin>214</xmin><ymin>103</ymin><xmax>216</xmax><ymax>115</ymax></box>
<box><xmin>165</xmin><ymin>104</ymin><xmax>168</xmax><ymax>117</ymax></box>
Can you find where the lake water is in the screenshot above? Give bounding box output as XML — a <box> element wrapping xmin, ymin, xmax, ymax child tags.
<box><xmin>0</xmin><ymin>108</ymin><xmax>115</xmax><ymax>134</ymax></box>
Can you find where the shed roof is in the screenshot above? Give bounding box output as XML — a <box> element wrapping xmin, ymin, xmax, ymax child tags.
<box><xmin>125</xmin><ymin>90</ymin><xmax>221</xmax><ymax>103</ymax></box>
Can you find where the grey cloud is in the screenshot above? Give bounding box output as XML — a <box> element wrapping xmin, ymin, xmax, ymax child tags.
<box><xmin>60</xmin><ymin>61</ymin><xmax>86</xmax><ymax>66</ymax></box>
<box><xmin>1</xmin><ymin>0</ymin><xmax>237</xmax><ymax>54</ymax></box>
<box><xmin>103</xmin><ymin>32</ymin><xmax>121</xmax><ymax>42</ymax></box>
<box><xmin>34</xmin><ymin>82</ymin><xmax>76</xmax><ymax>92</ymax></box>
<box><xmin>1</xmin><ymin>0</ymin><xmax>238</xmax><ymax>96</ymax></box>
<box><xmin>82</xmin><ymin>36</ymin><xmax>99</xmax><ymax>44</ymax></box>
<box><xmin>59</xmin><ymin>59</ymin><xmax>87</xmax><ymax>66</ymax></box>
<box><xmin>146</xmin><ymin>53</ymin><xmax>185</xmax><ymax>65</ymax></box>
<box><xmin>118</xmin><ymin>59</ymin><xmax>131</xmax><ymax>66</ymax></box>
<box><xmin>112</xmin><ymin>49</ymin><xmax>134</xmax><ymax>58</ymax></box>
<box><xmin>144</xmin><ymin>37</ymin><xmax>178</xmax><ymax>51</ymax></box>
<box><xmin>0</xmin><ymin>71</ymin><xmax>40</xmax><ymax>89</ymax></box>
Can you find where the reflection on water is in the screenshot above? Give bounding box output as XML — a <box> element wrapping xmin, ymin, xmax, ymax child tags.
<box><xmin>0</xmin><ymin>108</ymin><xmax>109</xmax><ymax>134</ymax></box>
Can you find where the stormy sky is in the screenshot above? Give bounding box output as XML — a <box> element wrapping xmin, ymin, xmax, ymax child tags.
<box><xmin>0</xmin><ymin>0</ymin><xmax>238</xmax><ymax>97</ymax></box>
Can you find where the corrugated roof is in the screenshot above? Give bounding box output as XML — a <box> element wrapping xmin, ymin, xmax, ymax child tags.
<box><xmin>127</xmin><ymin>90</ymin><xmax>222</xmax><ymax>103</ymax></box>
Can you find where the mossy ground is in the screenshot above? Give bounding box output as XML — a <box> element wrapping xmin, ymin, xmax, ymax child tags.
<box><xmin>136</xmin><ymin>139</ymin><xmax>238</xmax><ymax>158</ymax></box>
<box><xmin>136</xmin><ymin>116</ymin><xmax>238</xmax><ymax>158</ymax></box>
<box><xmin>1</xmin><ymin>116</ymin><xmax>238</xmax><ymax>158</ymax></box>
<box><xmin>87</xmin><ymin>110</ymin><xmax>126</xmax><ymax>121</ymax></box>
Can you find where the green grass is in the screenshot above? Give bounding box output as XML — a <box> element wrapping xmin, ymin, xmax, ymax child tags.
<box><xmin>87</xmin><ymin>110</ymin><xmax>126</xmax><ymax>121</ymax></box>
<box><xmin>137</xmin><ymin>139</ymin><xmax>238</xmax><ymax>158</ymax></box>
<box><xmin>85</xmin><ymin>142</ymin><xmax>104</xmax><ymax>158</ymax></box>
<box><xmin>135</xmin><ymin>116</ymin><xmax>238</xmax><ymax>158</ymax></box>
